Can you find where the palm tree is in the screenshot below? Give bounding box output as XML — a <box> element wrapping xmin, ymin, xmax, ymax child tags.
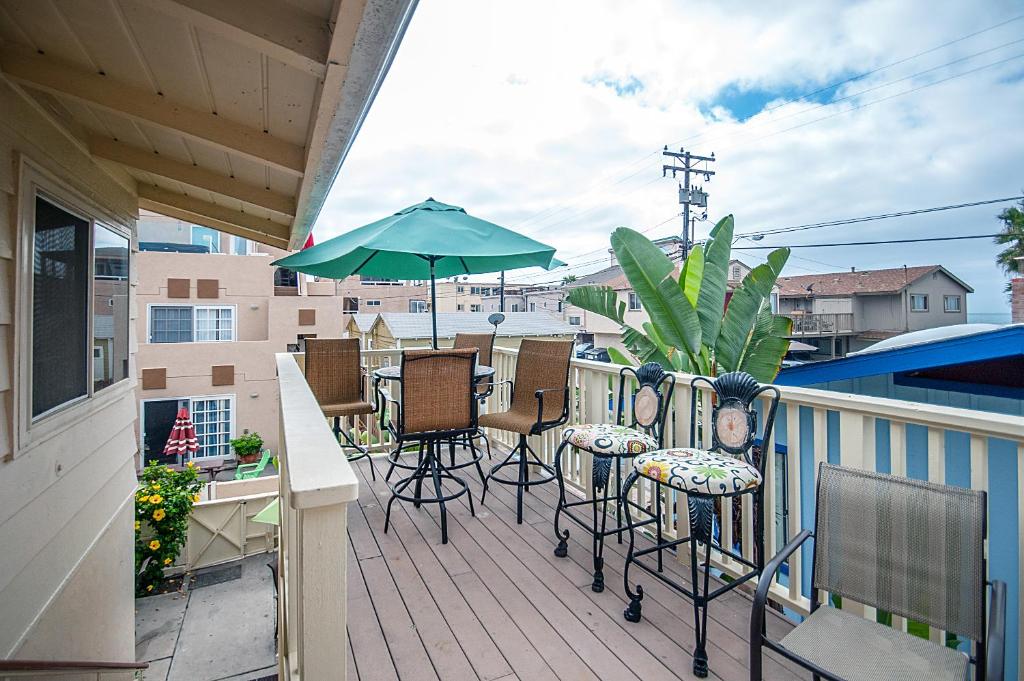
<box><xmin>995</xmin><ymin>199</ymin><xmax>1024</xmax><ymax>292</ymax></box>
<box><xmin>561</xmin><ymin>274</ymin><xmax>578</xmax><ymax>285</ymax></box>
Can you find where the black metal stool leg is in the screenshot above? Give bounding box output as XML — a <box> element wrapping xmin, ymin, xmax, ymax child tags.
<box><xmin>621</xmin><ymin>470</ymin><xmax>644</xmax><ymax>623</ymax></box>
<box><xmin>517</xmin><ymin>436</ymin><xmax>527</xmax><ymax>522</ymax></box>
<box><xmin>552</xmin><ymin>440</ymin><xmax>570</xmax><ymax>557</ymax></box>
<box><xmin>592</xmin><ymin>464</ymin><xmax>613</xmax><ymax>592</ymax></box>
<box><xmin>688</xmin><ymin>496</ymin><xmax>715</xmax><ymax>678</ymax></box>
<box><xmin>429</xmin><ymin>441</ymin><xmax>449</xmax><ymax>544</ymax></box>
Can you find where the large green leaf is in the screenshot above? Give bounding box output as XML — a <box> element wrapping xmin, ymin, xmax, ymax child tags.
<box><xmin>606</xmin><ymin>347</ymin><xmax>634</xmax><ymax>367</ymax></box>
<box><xmin>622</xmin><ymin>325</ymin><xmax>673</xmax><ymax>368</ymax></box>
<box><xmin>714</xmin><ymin>247</ymin><xmax>790</xmax><ymax>372</ymax></box>
<box><xmin>740</xmin><ymin>315</ymin><xmax>792</xmax><ymax>382</ymax></box>
<box><xmin>696</xmin><ymin>215</ymin><xmax>734</xmax><ymax>347</ymax></box>
<box><xmin>567</xmin><ymin>285</ymin><xmax>624</xmax><ymax>324</ymax></box>
<box><xmin>612</xmin><ymin>227</ymin><xmax>702</xmax><ymax>357</ymax></box>
<box><xmin>680</xmin><ymin>246</ymin><xmax>704</xmax><ymax>307</ymax></box>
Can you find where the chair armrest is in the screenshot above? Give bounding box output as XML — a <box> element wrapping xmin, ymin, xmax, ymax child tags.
<box><xmin>986</xmin><ymin>580</ymin><xmax>1007</xmax><ymax>681</ymax></box>
<box><xmin>376</xmin><ymin>386</ymin><xmax>400</xmax><ymax>431</ymax></box>
<box><xmin>534</xmin><ymin>387</ymin><xmax>570</xmax><ymax>431</ymax></box>
<box><xmin>749</xmin><ymin>529</ymin><xmax>813</xmax><ymax>681</ymax></box>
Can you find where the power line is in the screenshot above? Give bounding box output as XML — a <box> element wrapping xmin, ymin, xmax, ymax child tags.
<box><xmin>734</xmin><ymin>196</ymin><xmax>1024</xmax><ymax>239</ymax></box>
<box><xmin>735</xmin><ymin>233</ymin><xmax>1000</xmax><ymax>249</ymax></box>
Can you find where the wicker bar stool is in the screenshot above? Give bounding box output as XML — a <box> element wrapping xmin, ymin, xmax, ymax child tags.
<box><xmin>304</xmin><ymin>338</ymin><xmax>376</xmax><ymax>480</ymax></box>
<box><xmin>621</xmin><ymin>371</ymin><xmax>780</xmax><ymax>678</ymax></box>
<box><xmin>452</xmin><ymin>332</ymin><xmax>496</xmax><ymax>460</ymax></box>
<box><xmin>552</xmin><ymin>362</ymin><xmax>674</xmax><ymax>593</ymax></box>
<box><xmin>479</xmin><ymin>338</ymin><xmax>574</xmax><ymax>524</ymax></box>
<box><xmin>381</xmin><ymin>348</ymin><xmax>480</xmax><ymax>544</ymax></box>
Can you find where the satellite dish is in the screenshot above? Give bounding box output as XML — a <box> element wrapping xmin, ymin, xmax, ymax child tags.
<box><xmin>487</xmin><ymin>313</ymin><xmax>505</xmax><ymax>331</ymax></box>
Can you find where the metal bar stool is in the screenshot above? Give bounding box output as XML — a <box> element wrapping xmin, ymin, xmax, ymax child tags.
<box><xmin>381</xmin><ymin>348</ymin><xmax>480</xmax><ymax>544</ymax></box>
<box><xmin>304</xmin><ymin>338</ymin><xmax>376</xmax><ymax>480</ymax></box>
<box><xmin>552</xmin><ymin>362</ymin><xmax>674</xmax><ymax>592</ymax></box>
<box><xmin>621</xmin><ymin>371</ymin><xmax>780</xmax><ymax>678</ymax></box>
<box><xmin>480</xmin><ymin>339</ymin><xmax>574</xmax><ymax>523</ymax></box>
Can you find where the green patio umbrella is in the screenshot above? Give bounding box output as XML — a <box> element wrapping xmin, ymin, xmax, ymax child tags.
<box><xmin>273</xmin><ymin>199</ymin><xmax>564</xmax><ymax>347</ymax></box>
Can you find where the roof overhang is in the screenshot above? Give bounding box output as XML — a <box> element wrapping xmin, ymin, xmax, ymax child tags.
<box><xmin>0</xmin><ymin>0</ymin><xmax>417</xmax><ymax>250</ymax></box>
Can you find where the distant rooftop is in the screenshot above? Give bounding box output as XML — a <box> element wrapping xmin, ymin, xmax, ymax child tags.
<box><xmin>777</xmin><ymin>265</ymin><xmax>973</xmax><ymax>297</ymax></box>
<box><xmin>374</xmin><ymin>312</ymin><xmax>577</xmax><ymax>340</ymax></box>
<box><xmin>348</xmin><ymin>313</ymin><xmax>380</xmax><ymax>332</ymax></box>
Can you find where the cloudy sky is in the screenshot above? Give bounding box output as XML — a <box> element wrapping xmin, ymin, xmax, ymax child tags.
<box><xmin>316</xmin><ymin>0</ymin><xmax>1024</xmax><ymax>318</ymax></box>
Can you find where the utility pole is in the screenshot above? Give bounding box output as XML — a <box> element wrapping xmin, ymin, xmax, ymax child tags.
<box><xmin>663</xmin><ymin>146</ymin><xmax>715</xmax><ymax>259</ymax></box>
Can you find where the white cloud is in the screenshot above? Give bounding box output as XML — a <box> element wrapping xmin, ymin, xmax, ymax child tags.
<box><xmin>317</xmin><ymin>0</ymin><xmax>1024</xmax><ymax>316</ymax></box>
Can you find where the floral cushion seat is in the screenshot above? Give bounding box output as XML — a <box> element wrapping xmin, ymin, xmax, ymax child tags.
<box><xmin>561</xmin><ymin>423</ymin><xmax>659</xmax><ymax>456</ymax></box>
<box><xmin>633</xmin><ymin>448</ymin><xmax>762</xmax><ymax>495</ymax></box>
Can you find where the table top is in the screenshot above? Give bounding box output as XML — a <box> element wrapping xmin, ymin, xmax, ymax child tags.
<box><xmin>372</xmin><ymin>364</ymin><xmax>495</xmax><ymax>381</ymax></box>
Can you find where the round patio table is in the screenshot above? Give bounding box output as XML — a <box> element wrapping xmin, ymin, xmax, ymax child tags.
<box><xmin>372</xmin><ymin>364</ymin><xmax>495</xmax><ymax>383</ymax></box>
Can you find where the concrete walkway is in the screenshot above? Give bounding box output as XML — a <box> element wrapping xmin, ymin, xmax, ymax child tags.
<box><xmin>136</xmin><ymin>553</ymin><xmax>277</xmax><ymax>681</ymax></box>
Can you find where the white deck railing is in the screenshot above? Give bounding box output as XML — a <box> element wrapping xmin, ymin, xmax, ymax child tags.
<box><xmin>481</xmin><ymin>346</ymin><xmax>1024</xmax><ymax>664</ymax></box>
<box><xmin>276</xmin><ymin>352</ymin><xmax>360</xmax><ymax>681</ymax></box>
<box><xmin>288</xmin><ymin>346</ymin><xmax>1022</xmax><ymax>675</ymax></box>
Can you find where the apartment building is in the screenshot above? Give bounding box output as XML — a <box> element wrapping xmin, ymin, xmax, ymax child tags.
<box><xmin>333</xmin><ymin>276</ymin><xmax>515</xmax><ymax>314</ymax></box>
<box><xmin>777</xmin><ymin>265</ymin><xmax>972</xmax><ymax>355</ymax></box>
<box><xmin>135</xmin><ymin>211</ymin><xmax>349</xmax><ymax>467</ymax></box>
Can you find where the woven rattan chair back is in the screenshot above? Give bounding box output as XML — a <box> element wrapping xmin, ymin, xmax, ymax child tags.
<box><xmin>454</xmin><ymin>333</ymin><xmax>495</xmax><ymax>395</ymax></box>
<box><xmin>304</xmin><ymin>338</ymin><xmax>362</xmax><ymax>407</ymax></box>
<box><xmin>399</xmin><ymin>348</ymin><xmax>478</xmax><ymax>435</ymax></box>
<box><xmin>509</xmin><ymin>339</ymin><xmax>574</xmax><ymax>424</ymax></box>
<box><xmin>813</xmin><ymin>463</ymin><xmax>986</xmax><ymax>641</ymax></box>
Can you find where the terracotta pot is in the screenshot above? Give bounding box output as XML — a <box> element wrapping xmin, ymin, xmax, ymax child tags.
<box><xmin>237</xmin><ymin>452</ymin><xmax>260</xmax><ymax>464</ymax></box>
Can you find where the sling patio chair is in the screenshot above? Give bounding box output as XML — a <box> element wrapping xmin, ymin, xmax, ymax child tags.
<box><xmin>750</xmin><ymin>462</ymin><xmax>1006</xmax><ymax>681</ymax></box>
<box><xmin>552</xmin><ymin>362</ymin><xmax>675</xmax><ymax>593</ymax></box>
<box><xmin>381</xmin><ymin>348</ymin><xmax>481</xmax><ymax>544</ymax></box>
<box><xmin>621</xmin><ymin>371</ymin><xmax>780</xmax><ymax>678</ymax></box>
<box><xmin>479</xmin><ymin>338</ymin><xmax>574</xmax><ymax>524</ymax></box>
<box><xmin>451</xmin><ymin>332</ymin><xmax>497</xmax><ymax>459</ymax></box>
<box><xmin>304</xmin><ymin>338</ymin><xmax>376</xmax><ymax>480</ymax></box>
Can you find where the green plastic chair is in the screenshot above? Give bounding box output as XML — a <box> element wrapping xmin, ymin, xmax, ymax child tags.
<box><xmin>235</xmin><ymin>449</ymin><xmax>273</xmax><ymax>480</ymax></box>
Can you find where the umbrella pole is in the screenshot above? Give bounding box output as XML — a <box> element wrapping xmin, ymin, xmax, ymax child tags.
<box><xmin>430</xmin><ymin>258</ymin><xmax>438</xmax><ymax>349</ymax></box>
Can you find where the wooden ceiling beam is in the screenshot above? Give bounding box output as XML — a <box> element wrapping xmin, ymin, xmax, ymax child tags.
<box><xmin>90</xmin><ymin>136</ymin><xmax>296</xmax><ymax>217</ymax></box>
<box><xmin>0</xmin><ymin>48</ymin><xmax>305</xmax><ymax>176</ymax></box>
<box><xmin>133</xmin><ymin>0</ymin><xmax>330</xmax><ymax>78</ymax></box>
<box><xmin>137</xmin><ymin>184</ymin><xmax>291</xmax><ymax>249</ymax></box>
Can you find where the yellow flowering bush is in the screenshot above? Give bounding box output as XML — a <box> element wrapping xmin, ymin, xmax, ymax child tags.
<box><xmin>135</xmin><ymin>461</ymin><xmax>203</xmax><ymax>595</ymax></box>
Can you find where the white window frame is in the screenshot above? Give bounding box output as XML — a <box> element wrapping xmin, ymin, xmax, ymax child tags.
<box><xmin>14</xmin><ymin>159</ymin><xmax>135</xmax><ymax>452</ymax></box>
<box><xmin>628</xmin><ymin>292</ymin><xmax>641</xmax><ymax>311</ymax></box>
<box><xmin>147</xmin><ymin>304</ymin><xmax>237</xmax><ymax>343</ymax></box>
<box><xmin>410</xmin><ymin>300</ymin><xmax>427</xmax><ymax>313</ymax></box>
<box><xmin>910</xmin><ymin>293</ymin><xmax>928</xmax><ymax>312</ymax></box>
<box><xmin>943</xmin><ymin>295</ymin><xmax>961</xmax><ymax>313</ymax></box>
<box><xmin>365</xmin><ymin>299</ymin><xmax>381</xmax><ymax>307</ymax></box>
<box><xmin>569</xmin><ymin>315</ymin><xmax>582</xmax><ymax>326</ymax></box>
<box><xmin>510</xmin><ymin>303</ymin><xmax>520</xmax><ymax>312</ymax></box>
<box><xmin>230</xmin><ymin>234</ymin><xmax>253</xmax><ymax>255</ymax></box>
<box><xmin>139</xmin><ymin>394</ymin><xmax>236</xmax><ymax>461</ymax></box>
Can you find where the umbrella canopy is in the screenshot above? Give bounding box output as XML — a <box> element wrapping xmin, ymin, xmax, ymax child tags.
<box><xmin>252</xmin><ymin>497</ymin><xmax>280</xmax><ymax>526</ymax></box>
<box><xmin>164</xmin><ymin>407</ymin><xmax>198</xmax><ymax>465</ymax></box>
<box><xmin>273</xmin><ymin>199</ymin><xmax>564</xmax><ymax>346</ymax></box>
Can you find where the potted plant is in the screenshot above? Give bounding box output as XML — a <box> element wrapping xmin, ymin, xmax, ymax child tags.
<box><xmin>230</xmin><ymin>431</ymin><xmax>264</xmax><ymax>464</ymax></box>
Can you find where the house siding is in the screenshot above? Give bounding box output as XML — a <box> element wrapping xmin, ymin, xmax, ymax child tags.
<box><xmin>0</xmin><ymin>80</ymin><xmax>138</xmax><ymax>660</ymax></box>
<box><xmin>905</xmin><ymin>270</ymin><xmax>969</xmax><ymax>331</ymax></box>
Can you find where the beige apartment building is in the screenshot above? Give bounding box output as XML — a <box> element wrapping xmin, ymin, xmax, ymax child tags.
<box><xmin>135</xmin><ymin>211</ymin><xmax>350</xmax><ymax>467</ymax></box>
<box><xmin>0</xmin><ymin>0</ymin><xmax>413</xmax><ymax>670</ymax></box>
<box><xmin>334</xmin><ymin>275</ymin><xmax>515</xmax><ymax>314</ymax></box>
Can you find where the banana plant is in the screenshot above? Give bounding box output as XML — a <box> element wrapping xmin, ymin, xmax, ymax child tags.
<box><xmin>567</xmin><ymin>215</ymin><xmax>793</xmax><ymax>382</ymax></box>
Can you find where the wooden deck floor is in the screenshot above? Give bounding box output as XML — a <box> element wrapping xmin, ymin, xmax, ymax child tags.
<box><xmin>345</xmin><ymin>446</ymin><xmax>804</xmax><ymax>681</ymax></box>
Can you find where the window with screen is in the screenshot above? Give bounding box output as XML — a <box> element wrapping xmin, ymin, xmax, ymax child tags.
<box><xmin>93</xmin><ymin>225</ymin><xmax>129</xmax><ymax>391</ymax></box>
<box><xmin>943</xmin><ymin>295</ymin><xmax>961</xmax><ymax>312</ymax></box>
<box><xmin>150</xmin><ymin>305</ymin><xmax>234</xmax><ymax>342</ymax></box>
<box><xmin>910</xmin><ymin>294</ymin><xmax>928</xmax><ymax>312</ymax></box>
<box><xmin>32</xmin><ymin>196</ymin><xmax>89</xmax><ymax>417</ymax></box>
<box><xmin>150</xmin><ymin>306</ymin><xmax>194</xmax><ymax>343</ymax></box>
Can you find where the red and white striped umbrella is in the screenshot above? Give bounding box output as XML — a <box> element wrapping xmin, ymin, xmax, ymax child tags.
<box><xmin>164</xmin><ymin>407</ymin><xmax>198</xmax><ymax>465</ymax></box>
